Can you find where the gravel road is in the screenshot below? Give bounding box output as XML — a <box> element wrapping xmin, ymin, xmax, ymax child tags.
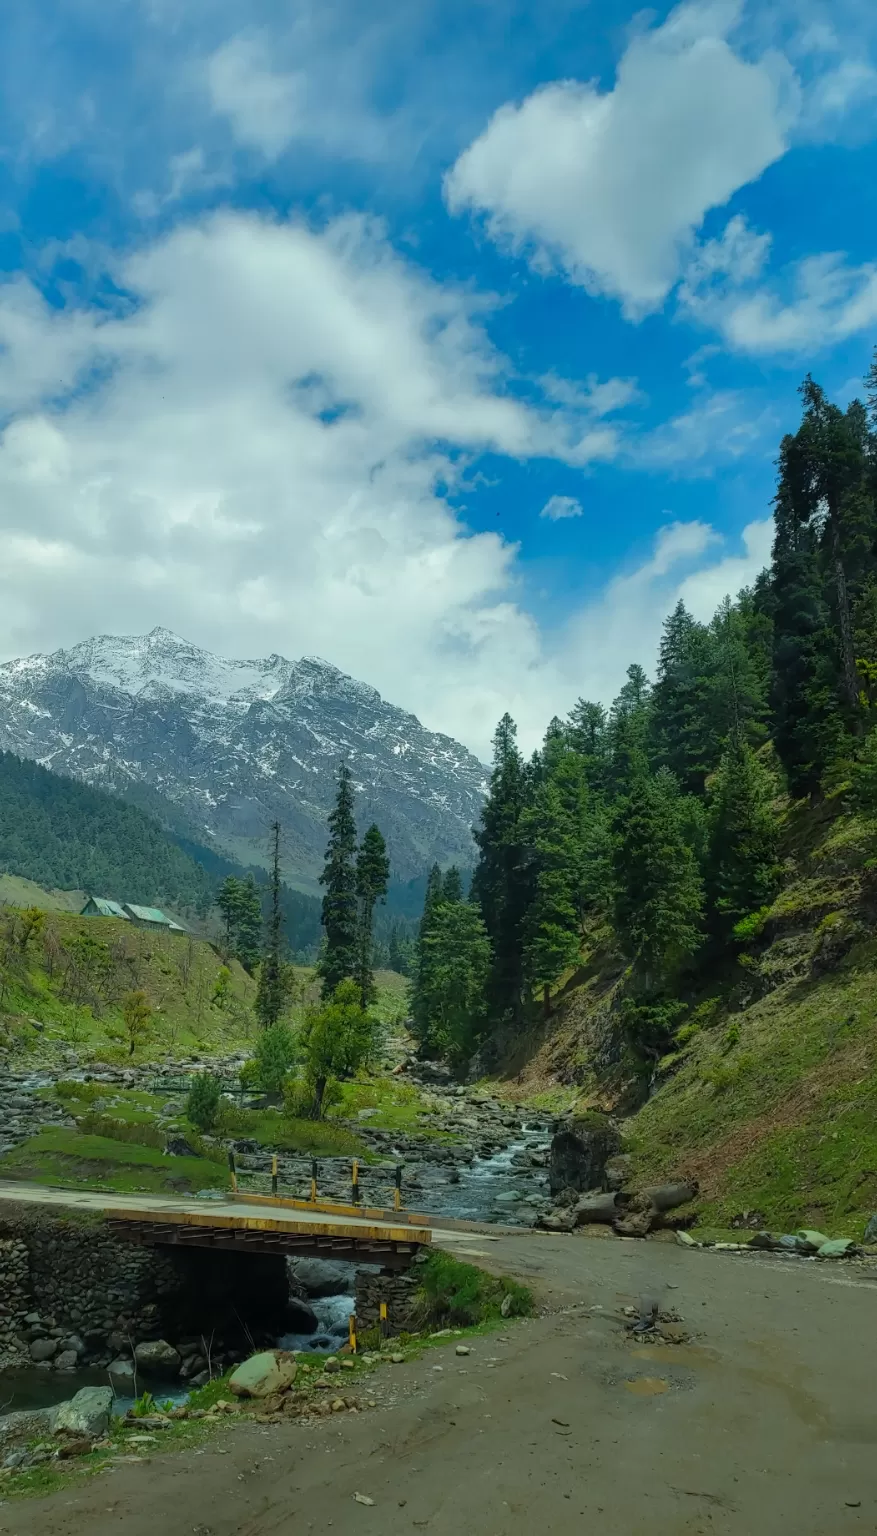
<box><xmin>3</xmin><ymin>1229</ymin><xmax>876</xmax><ymax>1536</ymax></box>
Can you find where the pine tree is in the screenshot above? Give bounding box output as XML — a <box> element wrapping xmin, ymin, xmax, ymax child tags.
<box><xmin>216</xmin><ymin>876</ymin><xmax>242</xmax><ymax>954</ymax></box>
<box><xmin>409</xmin><ymin>864</ymin><xmax>444</xmax><ymax>1047</ymax></box>
<box><xmin>442</xmin><ymin>867</ymin><xmax>464</xmax><ymax>903</ymax></box>
<box><xmin>522</xmin><ymin>748</ymin><xmax>590</xmax><ymax>1011</ymax></box>
<box><xmin>706</xmin><ymin>741</ymin><xmax>781</xmax><ymax>932</ymax></box>
<box><xmin>612</xmin><ymin>762</ymin><xmax>703</xmax><ymax>989</ymax></box>
<box><xmin>607</xmin><ymin>665</ymin><xmax>652</xmax><ymax>794</ymax></box>
<box><xmin>235</xmin><ymin>875</ymin><xmax>263</xmax><ymax>975</ymax></box>
<box><xmin>419</xmin><ymin>900</ymin><xmax>491</xmax><ymax>1066</ymax></box>
<box><xmin>566</xmin><ymin>699</ymin><xmax>609</xmax><ymax>792</ymax></box>
<box><xmin>470</xmin><ymin>715</ymin><xmax>534</xmax><ymax>1025</ymax></box>
<box><xmin>255</xmin><ymin>821</ymin><xmax>286</xmax><ymax>1028</ymax></box>
<box><xmin>355</xmin><ymin>823</ymin><xmax>390</xmax><ymax>1008</ymax></box>
<box><xmin>317</xmin><ymin>762</ymin><xmax>359</xmax><ymax>998</ymax></box>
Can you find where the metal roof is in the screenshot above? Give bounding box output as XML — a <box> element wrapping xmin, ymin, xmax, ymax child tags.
<box><xmin>82</xmin><ymin>897</ymin><xmax>130</xmax><ymax>920</ymax></box>
<box><xmin>124</xmin><ymin>904</ymin><xmax>172</xmax><ymax>924</ymax></box>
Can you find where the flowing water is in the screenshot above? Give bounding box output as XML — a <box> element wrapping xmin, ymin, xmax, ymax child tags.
<box><xmin>278</xmin><ymin>1293</ymin><xmax>355</xmax><ymax>1354</ymax></box>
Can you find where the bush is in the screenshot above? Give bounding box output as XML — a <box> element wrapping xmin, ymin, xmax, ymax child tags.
<box><xmin>186</xmin><ymin>1074</ymin><xmax>222</xmax><ymax>1132</ymax></box>
<box><xmin>731</xmin><ymin>907</ymin><xmax>771</xmax><ymax>945</ymax></box>
<box><xmin>253</xmin><ymin>1024</ymin><xmax>297</xmax><ymax>1096</ymax></box>
<box><xmin>417</xmin><ymin>1251</ymin><xmax>532</xmax><ymax>1327</ymax></box>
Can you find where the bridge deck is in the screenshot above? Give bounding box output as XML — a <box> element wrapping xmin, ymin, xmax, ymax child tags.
<box><xmin>0</xmin><ymin>1181</ymin><xmax>431</xmax><ymax>1267</ymax></box>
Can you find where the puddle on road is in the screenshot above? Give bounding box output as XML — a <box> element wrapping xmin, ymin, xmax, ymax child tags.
<box><xmin>629</xmin><ymin>1343</ymin><xmax>717</xmax><ymax>1369</ymax></box>
<box><xmin>625</xmin><ymin>1376</ymin><xmax>669</xmax><ymax>1397</ymax></box>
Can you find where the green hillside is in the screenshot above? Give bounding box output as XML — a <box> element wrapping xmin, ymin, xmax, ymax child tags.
<box><xmin>0</xmin><ymin>751</ymin><xmax>214</xmax><ymax>913</ymax></box>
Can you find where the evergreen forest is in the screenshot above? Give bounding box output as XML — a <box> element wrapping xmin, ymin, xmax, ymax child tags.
<box><xmin>410</xmin><ymin>363</ymin><xmax>877</xmax><ymax>1071</ymax></box>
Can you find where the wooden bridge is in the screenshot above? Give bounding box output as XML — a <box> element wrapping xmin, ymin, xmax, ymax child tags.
<box><xmin>0</xmin><ymin>1182</ymin><xmax>432</xmax><ymax>1270</ymax></box>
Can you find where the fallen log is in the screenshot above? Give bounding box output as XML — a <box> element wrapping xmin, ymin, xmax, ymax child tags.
<box><xmin>573</xmin><ymin>1191</ymin><xmax>620</xmax><ymax>1226</ymax></box>
<box><xmin>641</xmin><ymin>1180</ymin><xmax>699</xmax><ymax>1212</ymax></box>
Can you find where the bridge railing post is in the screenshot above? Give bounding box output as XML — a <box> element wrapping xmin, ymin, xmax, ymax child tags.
<box><xmin>228</xmin><ymin>1149</ymin><xmax>237</xmax><ymax>1193</ymax></box>
<box><xmin>310</xmin><ymin>1159</ymin><xmax>318</xmax><ymax>1204</ymax></box>
<box><xmin>394</xmin><ymin>1165</ymin><xmax>403</xmax><ymax>1212</ymax></box>
<box><xmin>271</xmin><ymin>1154</ymin><xmax>278</xmax><ymax>1197</ymax></box>
<box><xmin>351</xmin><ymin>1159</ymin><xmax>360</xmax><ymax>1205</ymax></box>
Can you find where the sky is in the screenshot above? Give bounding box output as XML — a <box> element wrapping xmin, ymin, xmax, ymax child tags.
<box><xmin>0</xmin><ymin>0</ymin><xmax>876</xmax><ymax>760</ymax></box>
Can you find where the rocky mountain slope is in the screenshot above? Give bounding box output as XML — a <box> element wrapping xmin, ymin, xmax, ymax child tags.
<box><xmin>0</xmin><ymin>629</ymin><xmax>487</xmax><ymax>884</ymax></box>
<box><xmin>493</xmin><ymin>793</ymin><xmax>877</xmax><ymax>1238</ymax></box>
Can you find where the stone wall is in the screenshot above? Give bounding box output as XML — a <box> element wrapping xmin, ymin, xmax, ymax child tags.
<box><xmin>0</xmin><ymin>1238</ymin><xmax>30</xmax><ymax>1370</ymax></box>
<box><xmin>354</xmin><ymin>1269</ymin><xmax>420</xmax><ymax>1335</ymax></box>
<box><xmin>26</xmin><ymin>1221</ymin><xmax>185</xmax><ymax>1344</ymax></box>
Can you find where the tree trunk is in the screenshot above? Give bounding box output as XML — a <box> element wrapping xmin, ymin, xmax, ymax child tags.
<box><xmin>312</xmin><ymin>1076</ymin><xmax>327</xmax><ymax>1119</ymax></box>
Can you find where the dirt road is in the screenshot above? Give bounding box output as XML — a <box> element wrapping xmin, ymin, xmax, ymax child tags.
<box><xmin>4</xmin><ymin>1231</ymin><xmax>876</xmax><ymax>1535</ymax></box>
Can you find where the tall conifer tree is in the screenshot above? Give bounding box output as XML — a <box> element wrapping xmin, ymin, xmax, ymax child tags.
<box><xmin>318</xmin><ymin>762</ymin><xmax>359</xmax><ymax>998</ymax></box>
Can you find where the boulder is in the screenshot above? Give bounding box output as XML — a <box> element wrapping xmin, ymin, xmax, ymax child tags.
<box><xmin>107</xmin><ymin>1358</ymin><xmax>136</xmax><ymax>1393</ymax></box>
<box><xmin>134</xmin><ymin>1340</ymin><xmax>181</xmax><ymax>1376</ymax></box>
<box><xmin>30</xmin><ymin>1338</ymin><xmax>58</xmax><ymax>1363</ymax></box>
<box><xmin>165</xmin><ymin>1135</ymin><xmax>198</xmax><ymax>1157</ymax></box>
<box><xmin>61</xmin><ymin>1335</ymin><xmax>86</xmax><ymax>1357</ymax></box>
<box><xmin>54</xmin><ymin>1387</ymin><xmax>114</xmax><ymax>1440</ymax></box>
<box><xmin>286</xmin><ymin>1297</ymin><xmax>319</xmax><ymax>1334</ymax></box>
<box><xmin>290</xmin><ymin>1257</ymin><xmax>358</xmax><ymax>1298</ymax></box>
<box><xmin>535</xmin><ymin>1210</ymin><xmax>575</xmax><ymax>1232</ymax></box>
<box><xmin>641</xmin><ymin>1181</ymin><xmax>699</xmax><ymax>1213</ymax></box>
<box><xmin>548</xmin><ymin>1115</ymin><xmax>622</xmax><ymax>1196</ymax></box>
<box><xmin>229</xmin><ymin>1350</ymin><xmax>297</xmax><ymax>1399</ymax></box>
<box><xmin>54</xmin><ymin>1350</ymin><xmax>79</xmax><ymax>1371</ymax></box>
<box><xmin>862</xmin><ymin>1213</ymin><xmax>877</xmax><ymax>1245</ymax></box>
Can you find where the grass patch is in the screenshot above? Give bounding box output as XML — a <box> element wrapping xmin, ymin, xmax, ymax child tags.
<box><xmin>212</xmin><ymin>1104</ymin><xmax>368</xmax><ymax>1158</ymax></box>
<box><xmin>327</xmin><ymin>1077</ymin><xmax>457</xmax><ymax>1140</ymax></box>
<box><xmin>0</xmin><ymin>1128</ymin><xmax>226</xmax><ymax>1195</ymax></box>
<box><xmin>416</xmin><ymin>1251</ymin><xmax>533</xmax><ymax>1327</ymax></box>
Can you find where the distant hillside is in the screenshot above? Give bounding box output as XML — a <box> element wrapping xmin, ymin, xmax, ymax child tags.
<box><xmin>0</xmin><ymin>751</ymin><xmax>214</xmax><ymax>914</ymax></box>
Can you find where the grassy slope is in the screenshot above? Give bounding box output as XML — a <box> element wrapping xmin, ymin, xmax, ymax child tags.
<box><xmin>495</xmin><ymin>794</ymin><xmax>877</xmax><ymax>1239</ymax></box>
<box><xmin>0</xmin><ymin>910</ymin><xmax>257</xmax><ymax>1062</ymax></box>
<box><xmin>0</xmin><ymin>875</ymin><xmax>85</xmax><ymax>912</ymax></box>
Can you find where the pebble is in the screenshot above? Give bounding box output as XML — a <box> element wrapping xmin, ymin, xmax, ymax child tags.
<box><xmin>455</xmin><ymin>1345</ymin><xmax>471</xmax><ymax>1357</ymax></box>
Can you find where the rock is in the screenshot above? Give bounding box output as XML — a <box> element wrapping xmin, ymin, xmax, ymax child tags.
<box><xmin>748</xmin><ymin>1231</ymin><xmax>777</xmax><ymax>1250</ymax></box>
<box><xmin>817</xmin><ymin>1238</ymin><xmax>857</xmax><ymax>1258</ymax></box>
<box><xmin>54</xmin><ymin>1387</ymin><xmax>114</xmax><ymax>1439</ymax></box>
<box><xmin>228</xmin><ymin>1350</ymin><xmax>297</xmax><ymax>1399</ymax></box>
<box><xmin>676</xmin><ymin>1230</ymin><xmax>699</xmax><ymax>1247</ymax></box>
<box><xmin>188</xmin><ymin>1370</ymin><xmax>210</xmax><ymax>1388</ymax></box>
<box><xmin>135</xmin><ymin>1340</ymin><xmax>181</xmax><ymax>1376</ymax></box>
<box><xmin>455</xmin><ymin>1345</ymin><xmax>471</xmax><ymax>1357</ymax></box>
<box><xmin>862</xmin><ymin>1213</ymin><xmax>877</xmax><ymax>1244</ymax></box>
<box><xmin>604</xmin><ymin>1154</ymin><xmax>633</xmax><ymax>1191</ymax></box>
<box><xmin>30</xmin><ymin>1338</ymin><xmax>58</xmax><ymax>1362</ymax></box>
<box><xmin>795</xmin><ymin>1229</ymin><xmax>830</xmax><ymax>1253</ymax></box>
<box><xmin>500</xmin><ymin>1293</ymin><xmax>513</xmax><ymax>1317</ymax></box>
<box><xmin>548</xmin><ymin>1114</ymin><xmax>622</xmax><ymax>1196</ymax></box>
<box><xmin>108</xmin><ymin>1358</ymin><xmax>136</xmax><ymax>1393</ymax></box>
<box><xmin>164</xmin><ymin>1135</ymin><xmax>198</xmax><ymax>1157</ymax></box>
<box><xmin>535</xmin><ymin>1211</ymin><xmax>575</xmax><ymax>1232</ymax></box>
<box><xmin>54</xmin><ymin>1350</ymin><xmax>79</xmax><ymax>1371</ymax></box>
<box><xmin>285</xmin><ymin>1297</ymin><xmax>319</xmax><ymax>1334</ymax></box>
<box><xmin>323</xmin><ymin>1357</ymin><xmax>341</xmax><ymax>1373</ymax></box>
<box><xmin>61</xmin><ymin>1335</ymin><xmax>86</xmax><ymax>1357</ymax></box>
<box><xmin>573</xmin><ymin>1191</ymin><xmax>619</xmax><ymax>1226</ymax></box>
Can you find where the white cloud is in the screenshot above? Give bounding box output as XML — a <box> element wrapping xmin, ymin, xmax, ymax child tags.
<box><xmin>540</xmin><ymin>494</ymin><xmax>583</xmax><ymax>521</ymax></box>
<box><xmin>207</xmin><ymin>37</ymin><xmax>308</xmax><ymax>160</ymax></box>
<box><xmin>0</xmin><ymin>208</ymin><xmax>636</xmax><ymax>760</ymax></box>
<box><xmin>445</xmin><ymin>1</ymin><xmax>797</xmax><ymax>316</ymax></box>
<box><xmin>685</xmin><ymin>245</ymin><xmax>877</xmax><ymax>353</ymax></box>
<box><xmin>557</xmin><ymin>516</ymin><xmax>772</xmax><ymax>710</ymax></box>
<box><xmin>634</xmin><ymin>388</ymin><xmax>775</xmax><ymax>467</ymax></box>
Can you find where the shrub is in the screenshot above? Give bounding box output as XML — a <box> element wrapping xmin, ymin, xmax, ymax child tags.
<box><xmin>186</xmin><ymin>1074</ymin><xmax>222</xmax><ymax>1132</ymax></box>
<box><xmin>731</xmin><ymin>907</ymin><xmax>771</xmax><ymax>945</ymax></box>
<box><xmin>253</xmin><ymin>1023</ymin><xmax>297</xmax><ymax>1097</ymax></box>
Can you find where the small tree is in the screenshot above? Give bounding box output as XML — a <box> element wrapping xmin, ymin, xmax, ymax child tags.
<box><xmin>317</xmin><ymin>763</ymin><xmax>359</xmax><ymax>997</ymax></box>
<box><xmin>355</xmin><ymin>823</ymin><xmax>390</xmax><ymax>1008</ymax></box>
<box><xmin>186</xmin><ymin>1073</ymin><xmax>222</xmax><ymax>1132</ymax></box>
<box><xmin>299</xmin><ymin>979</ymin><xmax>378</xmax><ymax>1118</ymax></box>
<box><xmin>212</xmin><ymin>965</ymin><xmax>232</xmax><ymax>1009</ymax></box>
<box><xmin>253</xmin><ymin>1022</ymin><xmax>297</xmax><ymax>1098</ymax></box>
<box><xmin>122</xmin><ymin>989</ymin><xmax>153</xmax><ymax>1057</ymax></box>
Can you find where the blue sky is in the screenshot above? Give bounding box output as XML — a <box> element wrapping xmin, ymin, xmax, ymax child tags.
<box><xmin>0</xmin><ymin>0</ymin><xmax>876</xmax><ymax>757</ymax></box>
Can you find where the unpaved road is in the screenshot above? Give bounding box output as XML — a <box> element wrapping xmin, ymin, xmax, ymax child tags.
<box><xmin>4</xmin><ymin>1231</ymin><xmax>876</xmax><ymax>1536</ymax></box>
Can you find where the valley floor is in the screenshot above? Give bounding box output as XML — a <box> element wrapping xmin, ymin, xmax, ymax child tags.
<box><xmin>6</xmin><ymin>1228</ymin><xmax>877</xmax><ymax>1536</ymax></box>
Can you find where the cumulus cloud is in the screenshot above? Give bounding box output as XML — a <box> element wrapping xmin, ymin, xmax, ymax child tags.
<box><xmin>540</xmin><ymin>494</ymin><xmax>583</xmax><ymax>521</ymax></box>
<box><xmin>445</xmin><ymin>1</ymin><xmax>798</xmax><ymax>316</ymax></box>
<box><xmin>0</xmin><ymin>206</ymin><xmax>776</xmax><ymax>758</ymax></box>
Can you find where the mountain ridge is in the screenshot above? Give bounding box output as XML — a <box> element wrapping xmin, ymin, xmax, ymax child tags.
<box><xmin>0</xmin><ymin>628</ymin><xmax>487</xmax><ymax>884</ymax></box>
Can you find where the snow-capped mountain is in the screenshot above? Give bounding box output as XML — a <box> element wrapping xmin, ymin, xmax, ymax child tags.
<box><xmin>0</xmin><ymin>629</ymin><xmax>487</xmax><ymax>882</ymax></box>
